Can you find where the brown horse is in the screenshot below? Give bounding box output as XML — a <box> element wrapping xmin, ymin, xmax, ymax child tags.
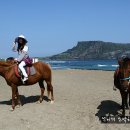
<box><xmin>114</xmin><ymin>58</ymin><xmax>130</xmax><ymax>115</ymax></box>
<box><xmin>0</xmin><ymin>60</ymin><xmax>54</xmax><ymax>110</ymax></box>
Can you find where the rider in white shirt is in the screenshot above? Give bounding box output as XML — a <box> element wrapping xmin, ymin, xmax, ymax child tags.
<box><xmin>12</xmin><ymin>34</ymin><xmax>29</xmax><ymax>83</ymax></box>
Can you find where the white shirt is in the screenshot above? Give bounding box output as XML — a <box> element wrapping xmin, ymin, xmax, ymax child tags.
<box><xmin>22</xmin><ymin>45</ymin><xmax>28</xmax><ymax>52</ymax></box>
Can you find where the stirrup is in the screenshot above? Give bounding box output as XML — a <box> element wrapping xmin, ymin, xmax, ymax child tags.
<box><xmin>22</xmin><ymin>77</ymin><xmax>28</xmax><ymax>83</ymax></box>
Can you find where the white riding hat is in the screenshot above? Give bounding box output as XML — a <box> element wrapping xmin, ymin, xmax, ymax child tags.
<box><xmin>18</xmin><ymin>34</ymin><xmax>28</xmax><ymax>43</ymax></box>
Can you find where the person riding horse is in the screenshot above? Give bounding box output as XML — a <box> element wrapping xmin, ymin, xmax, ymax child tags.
<box><xmin>12</xmin><ymin>34</ymin><xmax>32</xmax><ymax>83</ymax></box>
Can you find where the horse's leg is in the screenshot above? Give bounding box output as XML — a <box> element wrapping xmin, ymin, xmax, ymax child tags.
<box><xmin>120</xmin><ymin>90</ymin><xmax>123</xmax><ymax>109</ymax></box>
<box><xmin>46</xmin><ymin>80</ymin><xmax>54</xmax><ymax>104</ymax></box>
<box><xmin>38</xmin><ymin>80</ymin><xmax>45</xmax><ymax>103</ymax></box>
<box><xmin>120</xmin><ymin>90</ymin><xmax>125</xmax><ymax>116</ymax></box>
<box><xmin>129</xmin><ymin>92</ymin><xmax>130</xmax><ymax>115</ymax></box>
<box><xmin>11</xmin><ymin>85</ymin><xmax>17</xmax><ymax>110</ymax></box>
<box><xmin>125</xmin><ymin>92</ymin><xmax>128</xmax><ymax>109</ymax></box>
<box><xmin>15</xmin><ymin>88</ymin><xmax>22</xmax><ymax>107</ymax></box>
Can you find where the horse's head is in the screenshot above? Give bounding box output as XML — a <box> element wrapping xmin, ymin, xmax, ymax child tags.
<box><xmin>6</xmin><ymin>57</ymin><xmax>16</xmax><ymax>64</ymax></box>
<box><xmin>119</xmin><ymin>59</ymin><xmax>130</xmax><ymax>92</ymax></box>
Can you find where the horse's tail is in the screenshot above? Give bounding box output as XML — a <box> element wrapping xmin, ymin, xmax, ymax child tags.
<box><xmin>47</xmin><ymin>63</ymin><xmax>52</xmax><ymax>81</ymax></box>
<box><xmin>47</xmin><ymin>63</ymin><xmax>51</xmax><ymax>70</ymax></box>
<box><xmin>39</xmin><ymin>61</ymin><xmax>52</xmax><ymax>82</ymax></box>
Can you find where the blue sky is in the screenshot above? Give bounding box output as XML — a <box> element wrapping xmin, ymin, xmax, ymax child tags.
<box><xmin>0</xmin><ymin>0</ymin><xmax>130</xmax><ymax>58</ymax></box>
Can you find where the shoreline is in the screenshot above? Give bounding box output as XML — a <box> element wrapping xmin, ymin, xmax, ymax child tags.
<box><xmin>52</xmin><ymin>68</ymin><xmax>115</xmax><ymax>71</ymax></box>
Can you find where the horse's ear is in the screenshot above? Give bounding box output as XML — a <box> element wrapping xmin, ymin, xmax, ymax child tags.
<box><xmin>6</xmin><ymin>57</ymin><xmax>15</xmax><ymax>61</ymax></box>
<box><xmin>118</xmin><ymin>59</ymin><xmax>123</xmax><ymax>66</ymax></box>
<box><xmin>6</xmin><ymin>57</ymin><xmax>16</xmax><ymax>65</ymax></box>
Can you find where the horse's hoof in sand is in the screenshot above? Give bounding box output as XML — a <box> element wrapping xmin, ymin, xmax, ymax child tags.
<box><xmin>9</xmin><ymin>107</ymin><xmax>14</xmax><ymax>111</ymax></box>
<box><xmin>37</xmin><ymin>100</ymin><xmax>41</xmax><ymax>104</ymax></box>
<box><xmin>16</xmin><ymin>105</ymin><xmax>21</xmax><ymax>108</ymax></box>
<box><xmin>50</xmin><ymin>100</ymin><xmax>54</xmax><ymax>104</ymax></box>
<box><xmin>113</xmin><ymin>86</ymin><xmax>117</xmax><ymax>91</ymax></box>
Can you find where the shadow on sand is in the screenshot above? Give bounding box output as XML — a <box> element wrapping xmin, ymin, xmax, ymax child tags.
<box><xmin>0</xmin><ymin>95</ymin><xmax>49</xmax><ymax>106</ymax></box>
<box><xmin>95</xmin><ymin>100</ymin><xmax>122</xmax><ymax>120</ymax></box>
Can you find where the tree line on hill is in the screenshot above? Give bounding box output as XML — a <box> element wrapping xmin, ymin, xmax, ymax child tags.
<box><xmin>46</xmin><ymin>41</ymin><xmax>130</xmax><ymax>60</ymax></box>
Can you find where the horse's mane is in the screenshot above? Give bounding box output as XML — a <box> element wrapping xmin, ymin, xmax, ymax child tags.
<box><xmin>119</xmin><ymin>57</ymin><xmax>130</xmax><ymax>70</ymax></box>
<box><xmin>0</xmin><ymin>61</ymin><xmax>13</xmax><ymax>67</ymax></box>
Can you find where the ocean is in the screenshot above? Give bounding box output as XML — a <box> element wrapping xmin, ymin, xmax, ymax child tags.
<box><xmin>43</xmin><ymin>59</ymin><xmax>118</xmax><ymax>71</ymax></box>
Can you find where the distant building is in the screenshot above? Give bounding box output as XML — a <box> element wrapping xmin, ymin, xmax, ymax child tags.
<box><xmin>32</xmin><ymin>58</ymin><xmax>38</xmax><ymax>63</ymax></box>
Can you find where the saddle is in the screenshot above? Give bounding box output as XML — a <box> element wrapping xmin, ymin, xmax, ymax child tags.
<box><xmin>14</xmin><ymin>65</ymin><xmax>36</xmax><ymax>78</ymax></box>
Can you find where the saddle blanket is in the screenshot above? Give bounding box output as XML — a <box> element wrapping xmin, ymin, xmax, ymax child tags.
<box><xmin>14</xmin><ymin>65</ymin><xmax>36</xmax><ymax>78</ymax></box>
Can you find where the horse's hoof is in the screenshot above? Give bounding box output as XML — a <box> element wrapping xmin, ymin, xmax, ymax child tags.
<box><xmin>16</xmin><ymin>105</ymin><xmax>21</xmax><ymax>108</ymax></box>
<box><xmin>37</xmin><ymin>100</ymin><xmax>41</xmax><ymax>104</ymax></box>
<box><xmin>9</xmin><ymin>107</ymin><xmax>14</xmax><ymax>111</ymax></box>
<box><xmin>125</xmin><ymin>106</ymin><xmax>129</xmax><ymax>110</ymax></box>
<box><xmin>47</xmin><ymin>99</ymin><xmax>51</xmax><ymax>102</ymax></box>
<box><xmin>37</xmin><ymin>101</ymin><xmax>40</xmax><ymax>104</ymax></box>
<box><xmin>50</xmin><ymin>100</ymin><xmax>54</xmax><ymax>104</ymax></box>
<box><xmin>113</xmin><ymin>86</ymin><xmax>117</xmax><ymax>91</ymax></box>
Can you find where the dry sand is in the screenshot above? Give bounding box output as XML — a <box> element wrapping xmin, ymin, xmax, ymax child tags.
<box><xmin>0</xmin><ymin>69</ymin><xmax>130</xmax><ymax>130</ymax></box>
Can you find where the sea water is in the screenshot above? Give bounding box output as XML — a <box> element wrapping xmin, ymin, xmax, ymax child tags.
<box><xmin>43</xmin><ymin>59</ymin><xmax>118</xmax><ymax>71</ymax></box>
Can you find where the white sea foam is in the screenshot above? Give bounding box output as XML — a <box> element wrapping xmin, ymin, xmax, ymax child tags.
<box><xmin>111</xmin><ymin>65</ymin><xmax>119</xmax><ymax>67</ymax></box>
<box><xmin>98</xmin><ymin>64</ymin><xmax>118</xmax><ymax>68</ymax></box>
<box><xmin>52</xmin><ymin>66</ymin><xmax>67</xmax><ymax>69</ymax></box>
<box><xmin>46</xmin><ymin>60</ymin><xmax>66</xmax><ymax>64</ymax></box>
<box><xmin>98</xmin><ymin>64</ymin><xmax>108</xmax><ymax>67</ymax></box>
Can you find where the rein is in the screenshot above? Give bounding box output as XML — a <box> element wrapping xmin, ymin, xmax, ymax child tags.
<box><xmin>120</xmin><ymin>76</ymin><xmax>130</xmax><ymax>81</ymax></box>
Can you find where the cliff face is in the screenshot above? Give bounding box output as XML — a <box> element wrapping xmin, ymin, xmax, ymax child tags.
<box><xmin>49</xmin><ymin>41</ymin><xmax>130</xmax><ymax>60</ymax></box>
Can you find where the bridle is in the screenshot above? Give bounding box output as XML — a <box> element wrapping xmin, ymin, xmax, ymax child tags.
<box><xmin>118</xmin><ymin>58</ymin><xmax>130</xmax><ymax>91</ymax></box>
<box><xmin>120</xmin><ymin>68</ymin><xmax>130</xmax><ymax>89</ymax></box>
<box><xmin>121</xmin><ymin>76</ymin><xmax>130</xmax><ymax>81</ymax></box>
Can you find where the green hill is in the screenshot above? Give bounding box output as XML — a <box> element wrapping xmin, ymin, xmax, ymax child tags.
<box><xmin>48</xmin><ymin>41</ymin><xmax>130</xmax><ymax>60</ymax></box>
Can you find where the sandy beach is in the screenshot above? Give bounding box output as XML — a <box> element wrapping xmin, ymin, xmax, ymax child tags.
<box><xmin>0</xmin><ymin>69</ymin><xmax>130</xmax><ymax>130</ymax></box>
